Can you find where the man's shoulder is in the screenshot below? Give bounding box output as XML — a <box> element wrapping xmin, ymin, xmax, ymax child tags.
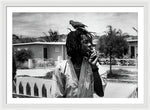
<box><xmin>55</xmin><ymin>60</ymin><xmax>68</xmax><ymax>73</ymax></box>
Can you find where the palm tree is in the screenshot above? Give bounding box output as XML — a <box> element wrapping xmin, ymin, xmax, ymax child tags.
<box><xmin>42</xmin><ymin>29</ymin><xmax>59</xmax><ymax>42</ymax></box>
<box><xmin>98</xmin><ymin>25</ymin><xmax>129</xmax><ymax>74</ymax></box>
<box><xmin>47</xmin><ymin>29</ymin><xmax>59</xmax><ymax>42</ymax></box>
<box><xmin>132</xmin><ymin>27</ymin><xmax>138</xmax><ymax>33</ymax></box>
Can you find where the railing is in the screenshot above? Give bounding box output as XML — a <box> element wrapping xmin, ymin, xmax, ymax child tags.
<box><xmin>13</xmin><ymin>76</ymin><xmax>56</xmax><ymax>98</ymax></box>
<box><xmin>13</xmin><ymin>76</ymin><xmax>138</xmax><ymax>98</ymax></box>
<box><xmin>99</xmin><ymin>58</ymin><xmax>137</xmax><ymax>66</ymax></box>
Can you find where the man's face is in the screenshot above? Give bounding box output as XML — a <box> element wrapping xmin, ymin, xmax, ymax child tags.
<box><xmin>80</xmin><ymin>35</ymin><xmax>93</xmax><ymax>57</ymax></box>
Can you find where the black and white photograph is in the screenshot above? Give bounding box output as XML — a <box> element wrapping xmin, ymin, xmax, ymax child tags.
<box><xmin>6</xmin><ymin>7</ymin><xmax>144</xmax><ymax>104</ymax></box>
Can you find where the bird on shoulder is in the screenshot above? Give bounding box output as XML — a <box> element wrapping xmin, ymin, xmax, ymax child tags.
<box><xmin>69</xmin><ymin>20</ymin><xmax>87</xmax><ymax>29</ymax></box>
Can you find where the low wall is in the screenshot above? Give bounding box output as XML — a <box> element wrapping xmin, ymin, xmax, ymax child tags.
<box><xmin>13</xmin><ymin>76</ymin><xmax>56</xmax><ymax>98</ymax></box>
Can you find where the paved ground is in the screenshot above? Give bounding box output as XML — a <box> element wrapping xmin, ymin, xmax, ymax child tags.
<box><xmin>94</xmin><ymin>81</ymin><xmax>137</xmax><ymax>98</ymax></box>
<box><xmin>17</xmin><ymin>68</ymin><xmax>55</xmax><ymax>76</ymax></box>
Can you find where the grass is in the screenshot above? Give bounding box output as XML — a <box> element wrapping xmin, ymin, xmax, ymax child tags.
<box><xmin>107</xmin><ymin>69</ymin><xmax>137</xmax><ymax>80</ymax></box>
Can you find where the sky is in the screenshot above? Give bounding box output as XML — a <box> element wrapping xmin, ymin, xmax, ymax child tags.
<box><xmin>13</xmin><ymin>12</ymin><xmax>138</xmax><ymax>37</ymax></box>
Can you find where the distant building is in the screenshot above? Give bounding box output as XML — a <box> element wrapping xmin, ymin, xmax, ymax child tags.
<box><xmin>13</xmin><ymin>36</ymin><xmax>138</xmax><ymax>60</ymax></box>
<box><xmin>127</xmin><ymin>39</ymin><xmax>138</xmax><ymax>58</ymax></box>
<box><xmin>13</xmin><ymin>42</ymin><xmax>67</xmax><ymax>61</ymax></box>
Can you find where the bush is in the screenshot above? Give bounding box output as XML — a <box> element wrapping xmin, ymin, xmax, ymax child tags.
<box><xmin>15</xmin><ymin>49</ymin><xmax>33</xmax><ymax>63</ymax></box>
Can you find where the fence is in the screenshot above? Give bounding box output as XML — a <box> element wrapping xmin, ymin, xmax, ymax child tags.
<box><xmin>26</xmin><ymin>58</ymin><xmax>137</xmax><ymax>69</ymax></box>
<box><xmin>99</xmin><ymin>58</ymin><xmax>137</xmax><ymax>66</ymax></box>
<box><xmin>13</xmin><ymin>76</ymin><xmax>56</xmax><ymax>98</ymax></box>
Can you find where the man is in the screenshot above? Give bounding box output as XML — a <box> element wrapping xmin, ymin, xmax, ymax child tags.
<box><xmin>53</xmin><ymin>28</ymin><xmax>105</xmax><ymax>98</ymax></box>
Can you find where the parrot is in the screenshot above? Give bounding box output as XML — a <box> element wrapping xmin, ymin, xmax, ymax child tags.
<box><xmin>69</xmin><ymin>20</ymin><xmax>87</xmax><ymax>29</ymax></box>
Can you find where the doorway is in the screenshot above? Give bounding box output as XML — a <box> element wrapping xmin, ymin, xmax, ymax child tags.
<box><xmin>131</xmin><ymin>46</ymin><xmax>135</xmax><ymax>58</ymax></box>
<box><xmin>43</xmin><ymin>48</ymin><xmax>47</xmax><ymax>59</ymax></box>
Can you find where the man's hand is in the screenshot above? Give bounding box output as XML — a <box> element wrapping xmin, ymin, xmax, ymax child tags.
<box><xmin>88</xmin><ymin>48</ymin><xmax>100</xmax><ymax>64</ymax></box>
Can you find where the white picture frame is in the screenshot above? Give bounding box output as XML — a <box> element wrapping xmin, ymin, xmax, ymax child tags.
<box><xmin>0</xmin><ymin>0</ymin><xmax>149</xmax><ymax>109</ymax></box>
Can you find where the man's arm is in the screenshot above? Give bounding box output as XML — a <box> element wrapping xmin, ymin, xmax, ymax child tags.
<box><xmin>92</xmin><ymin>66</ymin><xmax>104</xmax><ymax>97</ymax></box>
<box><xmin>88</xmin><ymin>49</ymin><xmax>104</xmax><ymax>97</ymax></box>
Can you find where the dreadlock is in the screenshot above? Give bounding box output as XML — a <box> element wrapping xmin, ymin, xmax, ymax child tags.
<box><xmin>66</xmin><ymin>29</ymin><xmax>93</xmax><ymax>63</ymax></box>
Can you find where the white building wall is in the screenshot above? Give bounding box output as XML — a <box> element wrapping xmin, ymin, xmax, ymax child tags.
<box><xmin>14</xmin><ymin>44</ymin><xmax>44</xmax><ymax>59</ymax></box>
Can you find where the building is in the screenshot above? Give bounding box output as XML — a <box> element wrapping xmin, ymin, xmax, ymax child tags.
<box><xmin>13</xmin><ymin>42</ymin><xmax>67</xmax><ymax>61</ymax></box>
<box><xmin>13</xmin><ymin>38</ymin><xmax>138</xmax><ymax>61</ymax></box>
<box><xmin>127</xmin><ymin>39</ymin><xmax>138</xmax><ymax>58</ymax></box>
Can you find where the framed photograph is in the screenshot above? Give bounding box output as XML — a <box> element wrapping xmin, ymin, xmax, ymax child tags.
<box><xmin>0</xmin><ymin>0</ymin><xmax>149</xmax><ymax>109</ymax></box>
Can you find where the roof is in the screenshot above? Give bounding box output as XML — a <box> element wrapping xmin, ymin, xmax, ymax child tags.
<box><xmin>13</xmin><ymin>42</ymin><xmax>66</xmax><ymax>46</ymax></box>
<box><xmin>13</xmin><ymin>39</ymin><xmax>137</xmax><ymax>46</ymax></box>
<box><xmin>13</xmin><ymin>41</ymin><xmax>98</xmax><ymax>46</ymax></box>
<box><xmin>126</xmin><ymin>39</ymin><xmax>138</xmax><ymax>42</ymax></box>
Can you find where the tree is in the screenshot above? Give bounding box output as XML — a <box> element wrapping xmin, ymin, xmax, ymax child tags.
<box><xmin>43</xmin><ymin>29</ymin><xmax>59</xmax><ymax>42</ymax></box>
<box><xmin>97</xmin><ymin>25</ymin><xmax>129</xmax><ymax>74</ymax></box>
<box><xmin>13</xmin><ymin>34</ymin><xmax>37</xmax><ymax>44</ymax></box>
<box><xmin>15</xmin><ymin>49</ymin><xmax>33</xmax><ymax>63</ymax></box>
<box><xmin>19</xmin><ymin>37</ymin><xmax>37</xmax><ymax>43</ymax></box>
<box><xmin>13</xmin><ymin>34</ymin><xmax>20</xmax><ymax>44</ymax></box>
